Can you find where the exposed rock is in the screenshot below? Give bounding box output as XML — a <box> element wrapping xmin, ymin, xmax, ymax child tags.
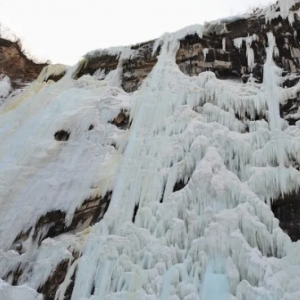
<box><xmin>5</xmin><ymin>266</ymin><xmax>23</xmax><ymax>286</ymax></box>
<box><xmin>272</xmin><ymin>192</ymin><xmax>300</xmax><ymax>241</ymax></box>
<box><xmin>8</xmin><ymin>192</ymin><xmax>112</xmax><ymax>262</ymax></box>
<box><xmin>122</xmin><ymin>41</ymin><xmax>158</xmax><ymax>92</ymax></box>
<box><xmin>37</xmin><ymin>254</ymin><xmax>78</xmax><ymax>300</ymax></box>
<box><xmin>109</xmin><ymin>110</ymin><xmax>130</xmax><ymax>129</ymax></box>
<box><xmin>37</xmin><ymin>259</ymin><xmax>70</xmax><ymax>300</ymax></box>
<box><xmin>54</xmin><ymin>130</ymin><xmax>70</xmax><ymax>141</ymax></box>
<box><xmin>103</xmin><ymin>6</ymin><xmax>300</xmax><ymax>127</ymax></box>
<box><xmin>33</xmin><ymin>192</ymin><xmax>112</xmax><ymax>242</ymax></box>
<box><xmin>0</xmin><ymin>37</ymin><xmax>47</xmax><ymax>89</ymax></box>
<box><xmin>75</xmin><ymin>54</ymin><xmax>119</xmax><ymax>79</ymax></box>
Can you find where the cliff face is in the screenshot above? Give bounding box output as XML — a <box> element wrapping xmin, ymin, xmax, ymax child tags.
<box><xmin>1</xmin><ymin>1</ymin><xmax>300</xmax><ymax>300</ymax></box>
<box><xmin>0</xmin><ymin>37</ymin><xmax>46</xmax><ymax>90</ymax></box>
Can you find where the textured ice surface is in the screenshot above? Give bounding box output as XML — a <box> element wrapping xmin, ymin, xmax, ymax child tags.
<box><xmin>1</xmin><ymin>4</ymin><xmax>300</xmax><ymax>299</ymax></box>
<box><xmin>0</xmin><ymin>279</ymin><xmax>42</xmax><ymax>300</ymax></box>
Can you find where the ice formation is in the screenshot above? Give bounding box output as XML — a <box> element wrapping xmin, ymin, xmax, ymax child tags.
<box><xmin>1</xmin><ymin>0</ymin><xmax>300</xmax><ymax>299</ymax></box>
<box><xmin>0</xmin><ymin>279</ymin><xmax>42</xmax><ymax>300</ymax></box>
<box><xmin>0</xmin><ymin>75</ymin><xmax>11</xmax><ymax>106</ymax></box>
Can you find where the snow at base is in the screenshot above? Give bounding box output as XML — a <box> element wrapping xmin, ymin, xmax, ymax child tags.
<box><xmin>0</xmin><ymin>279</ymin><xmax>42</xmax><ymax>300</ymax></box>
<box><xmin>0</xmin><ymin>75</ymin><xmax>11</xmax><ymax>106</ymax></box>
<box><xmin>0</xmin><ymin>8</ymin><xmax>300</xmax><ymax>300</ymax></box>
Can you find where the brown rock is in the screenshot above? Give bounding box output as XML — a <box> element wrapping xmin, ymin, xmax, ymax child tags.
<box><xmin>0</xmin><ymin>38</ymin><xmax>47</xmax><ymax>89</ymax></box>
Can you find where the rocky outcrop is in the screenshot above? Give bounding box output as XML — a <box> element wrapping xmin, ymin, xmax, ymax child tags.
<box><xmin>0</xmin><ymin>37</ymin><xmax>47</xmax><ymax>89</ymax></box>
<box><xmin>122</xmin><ymin>42</ymin><xmax>157</xmax><ymax>92</ymax></box>
<box><xmin>75</xmin><ymin>3</ymin><xmax>300</xmax><ymax>121</ymax></box>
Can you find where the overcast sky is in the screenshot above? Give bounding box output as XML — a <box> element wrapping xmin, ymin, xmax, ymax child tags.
<box><xmin>0</xmin><ymin>0</ymin><xmax>273</xmax><ymax>65</ymax></box>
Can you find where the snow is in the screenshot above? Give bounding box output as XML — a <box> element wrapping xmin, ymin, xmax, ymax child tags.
<box><xmin>0</xmin><ymin>279</ymin><xmax>42</xmax><ymax>300</ymax></box>
<box><xmin>0</xmin><ymin>4</ymin><xmax>300</xmax><ymax>300</ymax></box>
<box><xmin>0</xmin><ymin>75</ymin><xmax>11</xmax><ymax>106</ymax></box>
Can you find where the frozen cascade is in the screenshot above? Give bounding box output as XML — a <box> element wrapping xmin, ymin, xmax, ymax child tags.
<box><xmin>70</xmin><ymin>33</ymin><xmax>300</xmax><ymax>300</ymax></box>
<box><xmin>0</xmin><ymin>6</ymin><xmax>300</xmax><ymax>300</ymax></box>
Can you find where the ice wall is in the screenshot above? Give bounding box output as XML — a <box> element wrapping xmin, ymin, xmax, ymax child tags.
<box><xmin>0</xmin><ymin>0</ymin><xmax>300</xmax><ymax>299</ymax></box>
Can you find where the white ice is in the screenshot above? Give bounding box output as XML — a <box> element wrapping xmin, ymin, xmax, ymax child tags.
<box><xmin>0</xmin><ymin>75</ymin><xmax>11</xmax><ymax>106</ymax></box>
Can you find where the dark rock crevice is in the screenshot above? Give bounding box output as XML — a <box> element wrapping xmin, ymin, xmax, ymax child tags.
<box><xmin>280</xmin><ymin>97</ymin><xmax>300</xmax><ymax>125</ymax></box>
<box><xmin>272</xmin><ymin>191</ymin><xmax>300</xmax><ymax>241</ymax></box>
<box><xmin>54</xmin><ymin>130</ymin><xmax>70</xmax><ymax>141</ymax></box>
<box><xmin>88</xmin><ymin>124</ymin><xmax>94</xmax><ymax>131</ymax></box>
<box><xmin>0</xmin><ymin>36</ymin><xmax>47</xmax><ymax>89</ymax></box>
<box><xmin>132</xmin><ymin>203</ymin><xmax>139</xmax><ymax>223</ymax></box>
<box><xmin>109</xmin><ymin>110</ymin><xmax>130</xmax><ymax>129</ymax></box>
<box><xmin>173</xmin><ymin>179</ymin><xmax>189</xmax><ymax>193</ymax></box>
<box><xmin>37</xmin><ymin>192</ymin><xmax>112</xmax><ymax>240</ymax></box>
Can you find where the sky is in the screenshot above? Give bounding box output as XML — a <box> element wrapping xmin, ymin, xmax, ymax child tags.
<box><xmin>0</xmin><ymin>0</ymin><xmax>273</xmax><ymax>65</ymax></box>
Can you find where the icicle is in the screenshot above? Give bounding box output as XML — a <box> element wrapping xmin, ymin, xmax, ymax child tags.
<box><xmin>222</xmin><ymin>38</ymin><xmax>226</xmax><ymax>51</ymax></box>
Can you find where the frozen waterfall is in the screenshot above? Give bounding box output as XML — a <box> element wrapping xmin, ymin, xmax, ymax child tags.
<box><xmin>1</xmin><ymin>4</ymin><xmax>300</xmax><ymax>300</ymax></box>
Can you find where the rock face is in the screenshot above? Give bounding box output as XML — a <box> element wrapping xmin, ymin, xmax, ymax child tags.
<box><xmin>2</xmin><ymin>1</ymin><xmax>300</xmax><ymax>299</ymax></box>
<box><xmin>74</xmin><ymin>5</ymin><xmax>300</xmax><ymax>126</ymax></box>
<box><xmin>272</xmin><ymin>192</ymin><xmax>300</xmax><ymax>241</ymax></box>
<box><xmin>0</xmin><ymin>37</ymin><xmax>46</xmax><ymax>89</ymax></box>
